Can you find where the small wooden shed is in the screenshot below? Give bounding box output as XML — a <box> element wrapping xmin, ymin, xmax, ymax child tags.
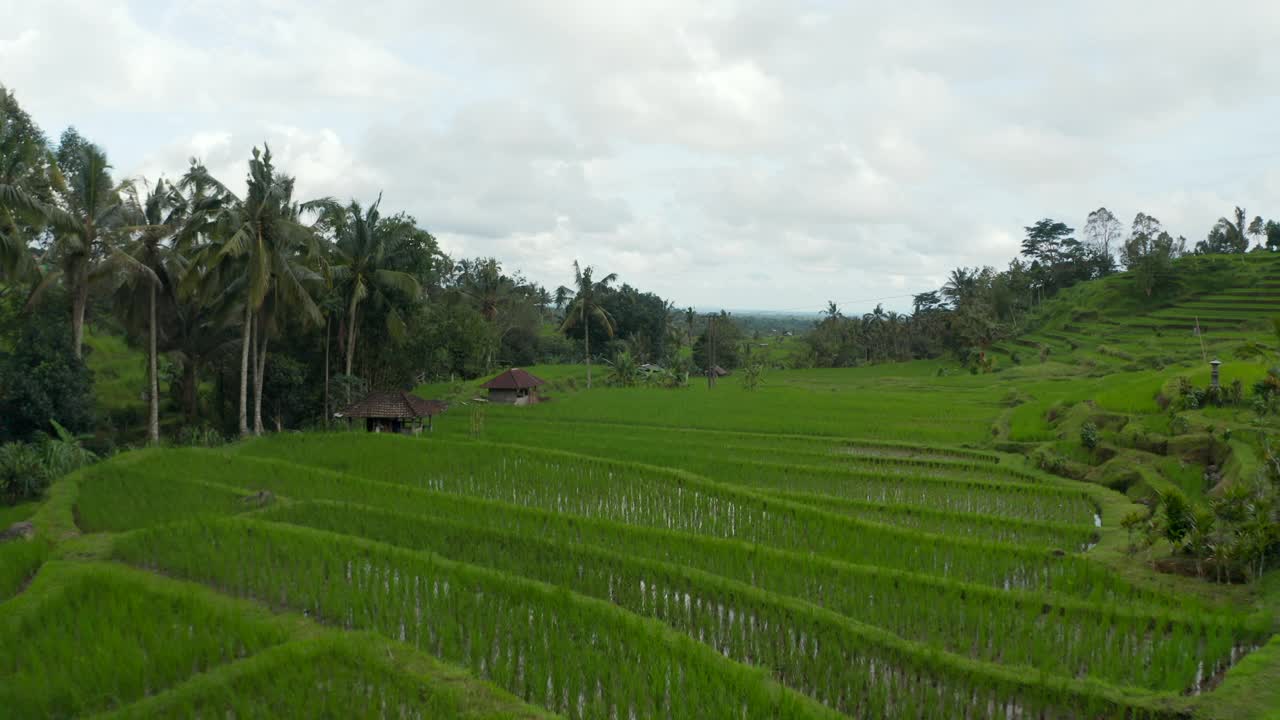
<box><xmin>335</xmin><ymin>391</ymin><xmax>447</xmax><ymax>433</ymax></box>
<box><xmin>481</xmin><ymin>368</ymin><xmax>545</xmax><ymax>405</ymax></box>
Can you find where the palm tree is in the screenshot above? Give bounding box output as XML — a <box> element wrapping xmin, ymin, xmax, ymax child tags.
<box><xmin>942</xmin><ymin>267</ymin><xmax>979</xmax><ymax>309</ymax></box>
<box><xmin>31</xmin><ymin>141</ymin><xmax>127</xmax><ymax>358</ymax></box>
<box><xmin>553</xmin><ymin>285</ymin><xmax>572</xmax><ymax>316</ymax></box>
<box><xmin>166</xmin><ymin>161</ymin><xmax>239</xmax><ymax>424</ymax></box>
<box><xmin>455</xmin><ymin>257</ymin><xmax>515</xmax><ymax>322</ymax></box>
<box><xmin>560</xmin><ymin>260</ymin><xmax>617</xmax><ymax>389</ymax></box>
<box><xmin>0</xmin><ymin>86</ymin><xmax>51</xmax><ymax>282</ymax></box>
<box><xmin>112</xmin><ymin>177</ymin><xmax>185</xmax><ymax>444</ymax></box>
<box><xmin>207</xmin><ymin>146</ymin><xmax>324</xmax><ymax>437</ymax></box>
<box><xmin>321</xmin><ymin>196</ymin><xmax>421</xmax><ymax>376</ymax></box>
<box><xmin>1248</xmin><ymin>216</ymin><xmax>1266</xmax><ymax>250</ymax></box>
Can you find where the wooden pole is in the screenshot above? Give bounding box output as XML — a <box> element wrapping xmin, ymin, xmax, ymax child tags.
<box><xmin>1195</xmin><ymin>316</ymin><xmax>1207</xmax><ymax>364</ymax></box>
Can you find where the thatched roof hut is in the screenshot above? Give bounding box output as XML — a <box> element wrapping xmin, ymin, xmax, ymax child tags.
<box><xmin>480</xmin><ymin>368</ymin><xmax>545</xmax><ymax>405</ymax></box>
<box><xmin>335</xmin><ymin>391</ymin><xmax>447</xmax><ymax>433</ymax></box>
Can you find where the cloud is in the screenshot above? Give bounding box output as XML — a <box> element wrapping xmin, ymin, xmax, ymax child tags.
<box><xmin>4</xmin><ymin>0</ymin><xmax>1280</xmax><ymax>311</ymax></box>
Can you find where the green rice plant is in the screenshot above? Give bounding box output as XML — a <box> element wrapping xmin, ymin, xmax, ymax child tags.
<box><xmin>0</xmin><ymin>561</ymin><xmax>288</xmax><ymax>717</ymax></box>
<box><xmin>159</xmin><ymin>443</ymin><xmax>1134</xmax><ymax>599</ymax></box>
<box><xmin>437</xmin><ymin>417</ymin><xmax>1035</xmax><ymax>485</ymax></box>
<box><xmin>767</xmin><ymin>488</ymin><xmax>1097</xmax><ymax>549</ymax></box>
<box><xmin>0</xmin><ymin>500</ymin><xmax>38</xmax><ymax>528</ymax></box>
<box><xmin>97</xmin><ymin>634</ymin><xmax>553</xmax><ymax>719</ymax></box>
<box><xmin>0</xmin><ymin>536</ymin><xmax>48</xmax><ymax>601</ymax></box>
<box><xmin>113</xmin><ymin>517</ymin><xmax>843</xmax><ymax>720</ymax></box>
<box><xmin>260</xmin><ymin>500</ymin><xmax>1264</xmax><ymax>694</ymax></box>
<box><xmin>113</xmin><ymin>517</ymin><xmax>1185</xmax><ymax>718</ymax></box>
<box><xmin>75</xmin><ymin>454</ymin><xmax>252</xmax><ymax>532</ymax></box>
<box><xmin>462</xmin><ymin>416</ymin><xmax>1006</xmax><ymax>464</ymax></box>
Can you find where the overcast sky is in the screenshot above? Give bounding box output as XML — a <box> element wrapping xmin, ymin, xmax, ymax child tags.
<box><xmin>4</xmin><ymin>1</ymin><xmax>1279</xmax><ymax>313</ymax></box>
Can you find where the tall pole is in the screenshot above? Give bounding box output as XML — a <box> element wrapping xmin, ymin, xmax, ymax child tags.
<box><xmin>707</xmin><ymin>313</ymin><xmax>716</xmax><ymax>389</ymax></box>
<box><xmin>1195</xmin><ymin>316</ymin><xmax>1207</xmax><ymax>364</ymax></box>
<box><xmin>323</xmin><ymin>315</ymin><xmax>330</xmax><ymax>430</ymax></box>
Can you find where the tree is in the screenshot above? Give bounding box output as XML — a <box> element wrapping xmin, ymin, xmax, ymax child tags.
<box><xmin>911</xmin><ymin>291</ymin><xmax>942</xmax><ymax>315</ymax></box>
<box><xmin>0</xmin><ymin>84</ymin><xmax>53</xmax><ymax>283</ymax></box>
<box><xmin>1020</xmin><ymin>218</ymin><xmax>1081</xmax><ymax>299</ymax></box>
<box><xmin>320</xmin><ymin>196</ymin><xmax>422</xmax><ymax>377</ymax></box>
<box><xmin>942</xmin><ymin>267</ymin><xmax>981</xmax><ymax>309</ymax></box>
<box><xmin>606</xmin><ymin>350</ymin><xmax>639</xmax><ymax>388</ymax></box>
<box><xmin>207</xmin><ymin>146</ymin><xmax>324</xmax><ymax>437</ymax></box>
<box><xmin>1196</xmin><ymin>207</ymin><xmax>1250</xmax><ymax>254</ymax></box>
<box><xmin>1247</xmin><ymin>216</ymin><xmax>1265</xmax><ymax>250</ymax></box>
<box><xmin>165</xmin><ymin>161</ymin><xmax>239</xmax><ymax>425</ymax></box>
<box><xmin>1082</xmin><ymin>207</ymin><xmax>1122</xmax><ymax>270</ymax></box>
<box><xmin>1122</xmin><ymin>212</ymin><xmax>1184</xmax><ymax>298</ymax></box>
<box><xmin>113</xmin><ymin>178</ymin><xmax>185</xmax><ymax>444</ymax></box>
<box><xmin>454</xmin><ymin>257</ymin><xmax>516</xmax><ymax>323</ymax></box>
<box><xmin>32</xmin><ymin>133</ymin><xmax>127</xmax><ymax>359</ymax></box>
<box><xmin>453</xmin><ymin>258</ymin><xmax>543</xmax><ymax>372</ymax></box>
<box><xmin>560</xmin><ymin>261</ymin><xmax>617</xmax><ymax>389</ymax></box>
<box><xmin>1267</xmin><ymin>220</ymin><xmax>1280</xmax><ymax>253</ymax></box>
<box><xmin>553</xmin><ymin>285</ymin><xmax>572</xmax><ymax>315</ymax></box>
<box><xmin>693</xmin><ymin>311</ymin><xmax>743</xmax><ymax>371</ymax></box>
<box><xmin>0</xmin><ymin>292</ymin><xmax>94</xmax><ymax>442</ymax></box>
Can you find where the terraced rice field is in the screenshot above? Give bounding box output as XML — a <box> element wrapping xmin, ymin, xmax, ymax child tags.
<box><xmin>4</xmin><ymin>380</ymin><xmax>1273</xmax><ymax>719</ymax></box>
<box><xmin>1004</xmin><ymin>255</ymin><xmax>1280</xmax><ymax>367</ymax></box>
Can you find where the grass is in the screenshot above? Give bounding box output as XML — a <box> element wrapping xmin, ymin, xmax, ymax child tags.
<box><xmin>5</xmin><ymin>251</ymin><xmax>1278</xmax><ymax>718</ymax></box>
<box><xmin>0</xmin><ymin>500</ymin><xmax>38</xmax><ymax>528</ymax></box>
<box><xmin>83</xmin><ymin>326</ymin><xmax>148</xmax><ymax>419</ymax></box>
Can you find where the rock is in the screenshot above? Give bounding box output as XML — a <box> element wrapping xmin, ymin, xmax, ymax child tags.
<box><xmin>0</xmin><ymin>521</ymin><xmax>35</xmax><ymax>542</ymax></box>
<box><xmin>241</xmin><ymin>490</ymin><xmax>275</xmax><ymax>507</ymax></box>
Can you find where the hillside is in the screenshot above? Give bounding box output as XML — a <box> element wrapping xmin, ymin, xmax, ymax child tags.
<box><xmin>2</xmin><ymin>255</ymin><xmax>1279</xmax><ymax>718</ymax></box>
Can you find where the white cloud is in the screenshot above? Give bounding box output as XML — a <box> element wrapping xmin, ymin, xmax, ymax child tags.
<box><xmin>4</xmin><ymin>0</ymin><xmax>1280</xmax><ymax>311</ymax></box>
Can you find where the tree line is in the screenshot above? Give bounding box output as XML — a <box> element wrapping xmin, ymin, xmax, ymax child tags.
<box><xmin>0</xmin><ymin>84</ymin><xmax>702</xmax><ymax>449</ymax></box>
<box><xmin>801</xmin><ymin>206</ymin><xmax>1279</xmax><ymax>369</ymax></box>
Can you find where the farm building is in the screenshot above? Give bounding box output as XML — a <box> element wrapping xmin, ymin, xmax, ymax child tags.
<box><xmin>335</xmin><ymin>391</ymin><xmax>447</xmax><ymax>434</ymax></box>
<box><xmin>481</xmin><ymin>368</ymin><xmax>545</xmax><ymax>405</ymax></box>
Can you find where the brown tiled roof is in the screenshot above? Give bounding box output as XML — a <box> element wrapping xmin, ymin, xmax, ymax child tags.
<box><xmin>337</xmin><ymin>391</ymin><xmax>447</xmax><ymax>419</ymax></box>
<box><xmin>480</xmin><ymin>368</ymin><xmax>545</xmax><ymax>390</ymax></box>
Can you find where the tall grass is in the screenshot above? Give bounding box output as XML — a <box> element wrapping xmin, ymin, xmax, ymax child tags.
<box><xmin>0</xmin><ymin>562</ymin><xmax>287</xmax><ymax>717</ymax></box>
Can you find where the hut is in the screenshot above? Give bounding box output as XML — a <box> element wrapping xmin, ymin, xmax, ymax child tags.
<box><xmin>335</xmin><ymin>391</ymin><xmax>447</xmax><ymax>434</ymax></box>
<box><xmin>481</xmin><ymin>368</ymin><xmax>545</xmax><ymax>405</ymax></box>
<box><xmin>638</xmin><ymin>363</ymin><xmax>664</xmax><ymax>377</ymax></box>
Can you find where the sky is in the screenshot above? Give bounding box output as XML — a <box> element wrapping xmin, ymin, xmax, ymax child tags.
<box><xmin>3</xmin><ymin>1</ymin><xmax>1279</xmax><ymax>314</ymax></box>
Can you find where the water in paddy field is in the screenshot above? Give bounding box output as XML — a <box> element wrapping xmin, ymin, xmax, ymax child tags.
<box><xmin>1094</xmin><ymin>513</ymin><xmax>1102</xmax><ymax>528</ymax></box>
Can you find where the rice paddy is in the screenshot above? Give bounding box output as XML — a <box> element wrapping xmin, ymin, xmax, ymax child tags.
<box><xmin>2</xmin><ymin>254</ymin><xmax>1279</xmax><ymax>718</ymax></box>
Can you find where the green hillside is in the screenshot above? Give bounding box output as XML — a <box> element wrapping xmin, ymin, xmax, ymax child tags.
<box><xmin>1000</xmin><ymin>252</ymin><xmax>1280</xmax><ymax>374</ymax></box>
<box><xmin>2</xmin><ymin>256</ymin><xmax>1279</xmax><ymax>718</ymax></box>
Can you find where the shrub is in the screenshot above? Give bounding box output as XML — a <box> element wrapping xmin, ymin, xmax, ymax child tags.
<box><xmin>175</xmin><ymin>424</ymin><xmax>226</xmax><ymax>447</ymax></box>
<box><xmin>0</xmin><ymin>309</ymin><xmax>95</xmax><ymax>442</ymax></box>
<box><xmin>0</xmin><ymin>442</ymin><xmax>51</xmax><ymax>504</ymax></box>
<box><xmin>1160</xmin><ymin>488</ymin><xmax>1194</xmax><ymax>546</ymax></box>
<box><xmin>1080</xmin><ymin>421</ymin><xmax>1099</xmax><ymax>450</ymax></box>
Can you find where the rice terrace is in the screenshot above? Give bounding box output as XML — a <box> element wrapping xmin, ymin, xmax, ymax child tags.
<box><xmin>6</xmin><ymin>251</ymin><xmax>1280</xmax><ymax>718</ymax></box>
<box><xmin>4</xmin><ymin>5</ymin><xmax>1280</xmax><ymax>718</ymax></box>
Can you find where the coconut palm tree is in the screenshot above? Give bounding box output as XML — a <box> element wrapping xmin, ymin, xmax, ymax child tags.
<box><xmin>0</xmin><ymin>86</ymin><xmax>51</xmax><ymax>282</ymax></box>
<box><xmin>553</xmin><ymin>285</ymin><xmax>572</xmax><ymax>316</ymax></box>
<box><xmin>942</xmin><ymin>267</ymin><xmax>980</xmax><ymax>309</ymax></box>
<box><xmin>320</xmin><ymin>196</ymin><xmax>421</xmax><ymax>376</ymax></box>
<box><xmin>560</xmin><ymin>260</ymin><xmax>617</xmax><ymax>389</ymax></box>
<box><xmin>112</xmin><ymin>177</ymin><xmax>186</xmax><ymax>444</ymax></box>
<box><xmin>206</xmin><ymin>146</ymin><xmax>324</xmax><ymax>436</ymax></box>
<box><xmin>455</xmin><ymin>257</ymin><xmax>515</xmax><ymax>322</ymax></box>
<box><xmin>30</xmin><ymin>141</ymin><xmax>128</xmax><ymax>358</ymax></box>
